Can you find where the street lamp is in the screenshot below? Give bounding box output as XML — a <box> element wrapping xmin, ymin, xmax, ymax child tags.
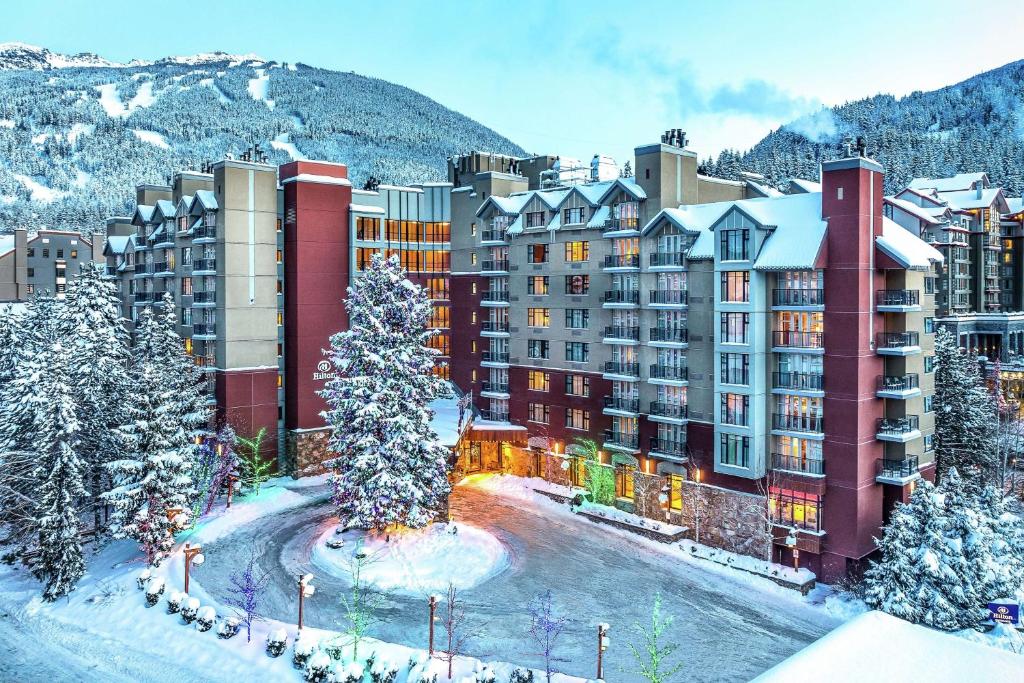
<box><xmin>785</xmin><ymin>531</ymin><xmax>799</xmax><ymax>571</ymax></box>
<box><xmin>297</xmin><ymin>573</ymin><xmax>315</xmax><ymax>631</ymax></box>
<box><xmin>428</xmin><ymin>594</ymin><xmax>440</xmax><ymax>655</ymax></box>
<box><xmin>225</xmin><ymin>473</ymin><xmax>239</xmax><ymax>509</ymax></box>
<box><xmin>596</xmin><ymin>622</ymin><xmax>610</xmax><ymax>680</ymax></box>
<box><xmin>183</xmin><ymin>542</ymin><xmax>204</xmax><ymax>594</ymax></box>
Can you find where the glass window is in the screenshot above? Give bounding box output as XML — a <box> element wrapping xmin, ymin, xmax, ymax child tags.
<box><xmin>181</xmin><ymin>277</ymin><xmax>193</xmax><ymax>296</ymax></box>
<box><xmin>563</xmin><ymin>207</ymin><xmax>586</xmax><ymax>225</ymax></box>
<box><xmin>528</xmin><ymin>371</ymin><xmax>550</xmax><ymax>392</ymax></box>
<box><xmin>769</xmin><ymin>487</ymin><xmax>821</xmax><ymax>532</ymax></box>
<box><xmin>720</xmin><ymin>353</ymin><xmax>749</xmax><ymax>385</ymax></box>
<box><xmin>526</xmin><ymin>211</ymin><xmax>546</xmax><ymax>228</ymax></box>
<box><xmin>564</xmin><ymin>241</ymin><xmax>590</xmax><ymax>262</ymax></box>
<box><xmin>528</xmin><ymin>339</ymin><xmax>549</xmax><ymax>359</ymax></box>
<box><xmin>720</xmin><ymin>312</ymin><xmax>750</xmax><ymax>344</ymax></box>
<box><xmin>720</xmin><ymin>434</ymin><xmax>750</xmax><ymax>467</ymax></box>
<box><xmin>528</xmin><ymin>402</ymin><xmax>550</xmax><ymax>424</ymax></box>
<box><xmin>565</xmin><ymin>374</ymin><xmax>590</xmax><ymax>397</ymax></box>
<box><xmin>356</xmin><ymin>216</ymin><xmax>380</xmax><ymax>241</ymax></box>
<box><xmin>565</xmin><ymin>342</ymin><xmax>589</xmax><ymax>363</ymax></box>
<box><xmin>565</xmin><ymin>408</ymin><xmax>590</xmax><ymax>431</ymax></box>
<box><xmin>720</xmin><ymin>228</ymin><xmax>749</xmax><ymax>260</ymax></box>
<box><xmin>528</xmin><ymin>276</ymin><xmax>549</xmax><ymax>295</ymax></box>
<box><xmin>721</xmin><ymin>271</ymin><xmax>750</xmax><ymax>302</ymax></box>
<box><xmin>721</xmin><ymin>393</ymin><xmax>750</xmax><ymax>426</ymax></box>
<box><xmin>527</xmin><ymin>308</ymin><xmax>550</xmax><ymax>327</ymax></box>
<box><xmin>528</xmin><ymin>243</ymin><xmax>549</xmax><ymax>263</ymax></box>
<box><xmin>565</xmin><ymin>274</ymin><xmax>589</xmax><ymax>295</ymax></box>
<box><xmin>565</xmin><ymin>308</ymin><xmax>589</xmax><ymax>329</ymax></box>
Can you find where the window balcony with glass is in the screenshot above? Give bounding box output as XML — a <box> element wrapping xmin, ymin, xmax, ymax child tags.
<box><xmin>480</xmin><ymin>259</ymin><xmax>509</xmax><ymax>273</ymax></box>
<box><xmin>481</xmin><ymin>350</ymin><xmax>510</xmax><ymax>364</ymax></box>
<box><xmin>603</xmin><ymin>253</ymin><xmax>640</xmax><ymax>269</ymax></box>
<box><xmin>603</xmin><ymin>395</ymin><xmax>640</xmax><ymax>414</ymax></box>
<box><xmin>648</xmin><ymin>401</ymin><xmax>688</xmax><ymax>421</ymax></box>
<box><xmin>602</xmin><ymin>289</ymin><xmax>639</xmax><ymax>305</ymax></box>
<box><xmin>771</xmin><ymin>452</ymin><xmax>824</xmax><ymax>476</ymax></box>
<box><xmin>480</xmin><ymin>409</ymin><xmax>509</xmax><ymax>422</ymax></box>
<box><xmin>772</xmin><ymin>413</ymin><xmax>824</xmax><ymax>434</ymax></box>
<box><xmin>772</xmin><ymin>331</ymin><xmax>824</xmax><ymax>350</ymax></box>
<box><xmin>192</xmin><ymin>224</ymin><xmax>216</xmax><ymax>242</ymax></box>
<box><xmin>876</xmin><ymin>331</ymin><xmax>920</xmax><ymax>355</ymax></box>
<box><xmin>192</xmin><ymin>290</ymin><xmax>216</xmax><ymax>305</ymax></box>
<box><xmin>604</xmin><ymin>361</ymin><xmax>640</xmax><ymax>378</ymax></box>
<box><xmin>649</xmin><ymin>252</ymin><xmax>686</xmax><ymax>268</ymax></box>
<box><xmin>481</xmin><ymin>380</ymin><xmax>509</xmax><ymax>395</ymax></box>
<box><xmin>772</xmin><ymin>289</ymin><xmax>824</xmax><ymax>307</ymax></box>
<box><xmin>876</xmin><ymin>289</ymin><xmax>921</xmax><ymax>312</ymax></box>
<box><xmin>603</xmin><ymin>429</ymin><xmax>639</xmax><ymax>451</ymax></box>
<box><xmin>649</xmin><ymin>364</ymin><xmax>688</xmax><ymax>382</ymax></box>
<box><xmin>876</xmin><ymin>455</ymin><xmax>920</xmax><ymax>485</ymax></box>
<box><xmin>649</xmin><ymin>436</ymin><xmax>687</xmax><ymax>460</ymax></box>
<box><xmin>650</xmin><ymin>327</ymin><xmax>688</xmax><ymax>344</ymax></box>
<box><xmin>192</xmin><ymin>258</ymin><xmax>217</xmax><ymax>274</ymax></box>
<box><xmin>876</xmin><ymin>415</ymin><xmax>921</xmax><ymax>442</ymax></box>
<box><xmin>193</xmin><ymin>322</ymin><xmax>217</xmax><ymax>338</ymax></box>
<box><xmin>603</xmin><ymin>325</ymin><xmax>640</xmax><ymax>341</ymax></box>
<box><xmin>481</xmin><ymin>290</ymin><xmax>510</xmax><ymax>305</ymax></box>
<box><xmin>876</xmin><ymin>374</ymin><xmax>921</xmax><ymax>399</ymax></box>
<box><xmin>649</xmin><ymin>290</ymin><xmax>688</xmax><ymax>306</ymax></box>
<box><xmin>773</xmin><ymin>371</ymin><xmax>823</xmax><ymax>392</ymax></box>
<box><xmin>481</xmin><ymin>320</ymin><xmax>509</xmax><ymax>335</ymax></box>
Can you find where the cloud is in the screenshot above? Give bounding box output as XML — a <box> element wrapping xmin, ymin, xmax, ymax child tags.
<box><xmin>784</xmin><ymin>108</ymin><xmax>842</xmax><ymax>142</ymax></box>
<box><xmin>705</xmin><ymin>80</ymin><xmax>822</xmax><ymax>119</ymax></box>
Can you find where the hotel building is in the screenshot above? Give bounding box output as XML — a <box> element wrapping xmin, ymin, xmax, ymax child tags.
<box><xmin>0</xmin><ymin>227</ymin><xmax>104</xmax><ymax>300</ymax></box>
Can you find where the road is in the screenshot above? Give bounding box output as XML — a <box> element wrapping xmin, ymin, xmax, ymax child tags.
<box><xmin>197</xmin><ymin>481</ymin><xmax>838</xmax><ymax>682</ymax></box>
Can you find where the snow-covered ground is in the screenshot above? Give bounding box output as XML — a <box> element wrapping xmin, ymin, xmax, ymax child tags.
<box><xmin>94</xmin><ymin>81</ymin><xmax>157</xmax><ymax>118</ymax></box>
<box><xmin>311</xmin><ymin>522</ymin><xmax>509</xmax><ymax>596</ymax></box>
<box><xmin>131</xmin><ymin>129</ymin><xmax>170</xmax><ymax>149</ymax></box>
<box><xmin>247</xmin><ymin>68</ymin><xmax>274</xmax><ymax>109</ymax></box>
<box><xmin>271</xmin><ymin>132</ymin><xmax>306</xmax><ymax>161</ymax></box>
<box><xmin>12</xmin><ymin>173</ymin><xmax>63</xmax><ymax>202</ymax></box>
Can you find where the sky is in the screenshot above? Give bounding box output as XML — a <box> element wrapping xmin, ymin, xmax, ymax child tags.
<box><xmin>4</xmin><ymin>0</ymin><xmax>1024</xmax><ymax>167</ymax></box>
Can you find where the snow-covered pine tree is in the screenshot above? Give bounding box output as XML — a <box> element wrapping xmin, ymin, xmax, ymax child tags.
<box><xmin>58</xmin><ymin>262</ymin><xmax>131</xmax><ymax>531</ymax></box>
<box><xmin>933</xmin><ymin>327</ymin><xmax>996</xmax><ymax>485</ymax></box>
<box><xmin>977</xmin><ymin>485</ymin><xmax>1024</xmax><ymax>601</ymax></box>
<box><xmin>935</xmin><ymin>468</ymin><xmax>991</xmax><ymax>627</ymax></box>
<box><xmin>32</xmin><ymin>341</ymin><xmax>88</xmax><ymax>600</ymax></box>
<box><xmin>863</xmin><ymin>481</ymin><xmax>929</xmax><ymax>622</ymax></box>
<box><xmin>319</xmin><ymin>253</ymin><xmax>453</xmax><ymax>531</ymax></box>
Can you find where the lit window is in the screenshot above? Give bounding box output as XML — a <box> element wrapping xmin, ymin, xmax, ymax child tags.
<box><xmin>527</xmin><ymin>308</ymin><xmax>550</xmax><ymax>327</ymax></box>
<box><xmin>564</xmin><ymin>241</ymin><xmax>589</xmax><ymax>262</ymax></box>
<box><xmin>528</xmin><ymin>371</ymin><xmax>550</xmax><ymax>392</ymax></box>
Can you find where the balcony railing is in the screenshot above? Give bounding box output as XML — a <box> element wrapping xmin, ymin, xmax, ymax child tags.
<box><xmin>604</xmin><ymin>395</ymin><xmax>640</xmax><ymax>413</ymax></box>
<box><xmin>481</xmin><ymin>291</ymin><xmax>510</xmax><ymax>303</ymax></box>
<box><xmin>603</xmin><ymin>254</ymin><xmax>640</xmax><ymax>268</ymax></box>
<box><xmin>481</xmin><ymin>381</ymin><xmax>509</xmax><ymax>394</ymax></box>
<box><xmin>152</xmin><ymin>260</ymin><xmax>170</xmax><ymax>273</ymax></box>
<box><xmin>192</xmin><ymin>290</ymin><xmax>216</xmax><ymax>304</ymax></box>
<box><xmin>772</xmin><ymin>413</ymin><xmax>824</xmax><ymax>433</ymax></box>
<box><xmin>877</xmin><ymin>374</ymin><xmax>919</xmax><ymax>393</ymax></box>
<box><xmin>481</xmin><ymin>229</ymin><xmax>506</xmax><ymax>242</ymax></box>
<box><xmin>603</xmin><ymin>429</ymin><xmax>639</xmax><ymax>450</ymax></box>
<box><xmin>649</xmin><ymin>364</ymin><xmax>688</xmax><ymax>381</ymax></box>
<box><xmin>481</xmin><ymin>259</ymin><xmax>509</xmax><ymax>272</ymax></box>
<box><xmin>650</xmin><ymin>327</ymin><xmax>688</xmax><ymax>344</ymax></box>
<box><xmin>193</xmin><ymin>323</ymin><xmax>217</xmax><ymax>336</ymax></box>
<box><xmin>481</xmin><ymin>321</ymin><xmax>509</xmax><ymax>333</ymax></box>
<box><xmin>649</xmin><ymin>290</ymin><xmax>688</xmax><ymax>305</ymax></box>
<box><xmin>604</xmin><ymin>361</ymin><xmax>640</xmax><ymax>377</ymax></box>
<box><xmin>773</xmin><ymin>371</ymin><xmax>823</xmax><ymax>391</ymax></box>
<box><xmin>877</xmin><ymin>415</ymin><xmax>920</xmax><ymax>437</ymax></box>
<box><xmin>649</xmin><ymin>402</ymin><xmax>688</xmax><ymax>420</ymax></box>
<box><xmin>877</xmin><ymin>331</ymin><xmax>919</xmax><ymax>349</ymax></box>
<box><xmin>134</xmin><ymin>291</ymin><xmax>154</xmax><ymax>302</ymax></box>
<box><xmin>480</xmin><ymin>409</ymin><xmax>509</xmax><ymax>422</ymax></box>
<box><xmin>771</xmin><ymin>452</ymin><xmax>825</xmax><ymax>475</ymax></box>
<box><xmin>649</xmin><ymin>252</ymin><xmax>686</xmax><ymax>267</ymax></box>
<box><xmin>603</xmin><ymin>219</ymin><xmax>640</xmax><ymax>233</ymax></box>
<box><xmin>876</xmin><ymin>289</ymin><xmax>920</xmax><ymax>307</ymax></box>
<box><xmin>135</xmin><ymin>262</ymin><xmax>154</xmax><ymax>274</ymax></box>
<box><xmin>603</xmin><ymin>290</ymin><xmax>639</xmax><ymax>304</ymax></box>
<box><xmin>192</xmin><ymin>258</ymin><xmax>217</xmax><ymax>272</ymax></box>
<box><xmin>604</xmin><ymin>325</ymin><xmax>640</xmax><ymax>341</ymax></box>
<box><xmin>772</xmin><ymin>331</ymin><xmax>824</xmax><ymax>348</ymax></box>
<box><xmin>877</xmin><ymin>455</ymin><xmax>919</xmax><ymax>479</ymax></box>
<box><xmin>192</xmin><ymin>224</ymin><xmax>216</xmax><ymax>240</ymax></box>
<box><xmin>772</xmin><ymin>289</ymin><xmax>824</xmax><ymax>307</ymax></box>
<box><xmin>650</xmin><ymin>437</ymin><xmax>687</xmax><ymax>457</ymax></box>
<box><xmin>481</xmin><ymin>351</ymin><xmax>509</xmax><ymax>363</ymax></box>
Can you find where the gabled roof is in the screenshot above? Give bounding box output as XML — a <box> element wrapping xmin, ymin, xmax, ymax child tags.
<box><xmin>191</xmin><ymin>189</ymin><xmax>218</xmax><ymax>212</ymax></box>
<box><xmin>475</xmin><ymin>194</ymin><xmax>530</xmax><ymax>218</ymax></box>
<box><xmin>103</xmin><ymin>235</ymin><xmax>132</xmax><ymax>255</ymax></box>
<box><xmin>153</xmin><ymin>199</ymin><xmax>176</xmax><ymax>220</ymax></box>
<box><xmin>884</xmin><ymin>196</ymin><xmax>946</xmax><ymax>226</ymax></box>
<box><xmin>0</xmin><ymin>234</ymin><xmax>14</xmax><ymax>258</ymax></box>
<box><xmin>132</xmin><ymin>204</ymin><xmax>155</xmax><ymax>225</ymax></box>
<box><xmin>745</xmin><ymin>178</ymin><xmax>783</xmax><ymax>198</ymax></box>
<box><xmin>785</xmin><ymin>178</ymin><xmax>821</xmax><ymax>194</ymax></box>
<box><xmin>876</xmin><ymin>218</ymin><xmax>945</xmax><ymax>270</ymax></box>
<box><xmin>908</xmin><ymin>172</ymin><xmax>989</xmax><ymax>193</ymax></box>
<box><xmin>895</xmin><ymin>186</ymin><xmax>947</xmax><ymax>208</ymax></box>
<box><xmin>555</xmin><ymin>184</ymin><xmax>602</xmax><ymax>210</ymax></box>
<box><xmin>596</xmin><ymin>177</ymin><xmax>647</xmax><ymax>204</ymax></box>
<box><xmin>534</xmin><ymin>188</ymin><xmax>570</xmax><ymax>210</ymax></box>
<box><xmin>737</xmin><ymin>193</ymin><xmax>829</xmax><ymax>271</ymax></box>
<box><xmin>586</xmin><ymin>205</ymin><xmax>610</xmax><ymax>228</ymax></box>
<box><xmin>1005</xmin><ymin>198</ymin><xmax>1024</xmax><ymax>216</ymax></box>
<box><xmin>175</xmin><ymin>195</ymin><xmax>194</xmax><ymax>216</ymax></box>
<box><xmin>937</xmin><ymin>188</ymin><xmax>1005</xmax><ymax>211</ymax></box>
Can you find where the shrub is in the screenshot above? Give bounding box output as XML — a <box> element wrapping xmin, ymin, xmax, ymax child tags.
<box><xmin>266</xmin><ymin>628</ymin><xmax>288</xmax><ymax>657</ymax></box>
<box><xmin>136</xmin><ymin>569</ymin><xmax>152</xmax><ymax>590</ymax></box>
<box><xmin>370</xmin><ymin>659</ymin><xmax>399</xmax><ymax>683</ymax></box>
<box><xmin>144</xmin><ymin>577</ymin><xmax>165</xmax><ymax>607</ymax></box>
<box><xmin>303</xmin><ymin>652</ymin><xmax>332</xmax><ymax>683</ymax></box>
<box><xmin>166</xmin><ymin>591</ymin><xmax>186</xmax><ymax>614</ymax></box>
<box><xmin>333</xmin><ymin>662</ymin><xmax>364</xmax><ymax>683</ymax></box>
<box><xmin>293</xmin><ymin>635</ymin><xmax>318</xmax><ymax>670</ymax></box>
<box><xmin>508</xmin><ymin>669</ymin><xmax>534</xmax><ymax>683</ymax></box>
<box><xmin>181</xmin><ymin>597</ymin><xmax>201</xmax><ymax>624</ymax></box>
<box><xmin>196</xmin><ymin>606</ymin><xmax>217</xmax><ymax>632</ymax></box>
<box><xmin>217</xmin><ymin>616</ymin><xmax>241</xmax><ymax>639</ymax></box>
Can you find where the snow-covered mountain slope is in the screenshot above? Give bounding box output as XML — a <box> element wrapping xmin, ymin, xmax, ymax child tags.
<box><xmin>0</xmin><ymin>44</ymin><xmax>524</xmax><ymax>233</ymax></box>
<box><xmin>699</xmin><ymin>60</ymin><xmax>1024</xmax><ymax>196</ymax></box>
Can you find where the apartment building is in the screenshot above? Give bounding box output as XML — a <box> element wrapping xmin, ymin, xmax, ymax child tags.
<box><xmin>105</xmin><ymin>161</ymin><xmax>285</xmax><ymax>460</ymax></box>
<box><xmin>449</xmin><ymin>139</ymin><xmax>943</xmax><ymax>580</ymax></box>
<box><xmin>0</xmin><ymin>227</ymin><xmax>104</xmax><ymax>300</ymax></box>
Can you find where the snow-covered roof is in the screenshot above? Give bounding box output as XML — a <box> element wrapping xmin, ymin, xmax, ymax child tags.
<box><xmin>475</xmin><ymin>194</ymin><xmax>530</xmax><ymax>218</ymax></box>
<box><xmin>741</xmin><ymin>193</ymin><xmax>828</xmax><ymax>270</ymax></box>
<box><xmin>908</xmin><ymin>172</ymin><xmax>988</xmax><ymax>193</ymax></box>
<box><xmin>885</xmin><ymin>196</ymin><xmax>945</xmax><ymax>225</ymax></box>
<box><xmin>938</xmin><ymin>188</ymin><xmax>1003</xmax><ymax>211</ymax></box>
<box><xmin>176</xmin><ymin>195</ymin><xmax>193</xmax><ymax>215</ymax></box>
<box><xmin>1006</xmin><ymin>197</ymin><xmax>1024</xmax><ymax>216</ymax></box>
<box><xmin>786</xmin><ymin>178</ymin><xmax>821</xmax><ymax>194</ymax></box>
<box><xmin>745</xmin><ymin>179</ymin><xmax>783</xmax><ymax>198</ymax></box>
<box><xmin>596</xmin><ymin>177</ymin><xmax>647</xmax><ymax>204</ymax></box>
<box><xmin>153</xmin><ymin>199</ymin><xmax>176</xmax><ymax>219</ymax></box>
<box><xmin>103</xmin><ymin>235</ymin><xmax>132</xmax><ymax>255</ymax></box>
<box><xmin>877</xmin><ymin>217</ymin><xmax>945</xmax><ymax>270</ymax></box>
<box><xmin>535</xmin><ymin>188</ymin><xmax>569</xmax><ymax>210</ymax></box>
<box><xmin>350</xmin><ymin>203</ymin><xmax>386</xmax><ymax>215</ymax></box>
<box><xmin>192</xmin><ymin>189</ymin><xmax>218</xmax><ymax>211</ymax></box>
<box><xmin>752</xmin><ymin>611</ymin><xmax>1023</xmax><ymax>683</ymax></box>
<box><xmin>505</xmin><ymin>214</ymin><xmax>524</xmax><ymax>235</ymax></box>
<box><xmin>641</xmin><ymin>202</ymin><xmax>734</xmax><ymax>238</ymax></box>
<box><xmin>132</xmin><ymin>204</ymin><xmax>155</xmax><ymax>224</ymax></box>
<box><xmin>586</xmin><ymin>205</ymin><xmax>610</xmax><ymax>228</ymax></box>
<box><xmin>428</xmin><ymin>392</ymin><xmax>468</xmax><ymax>448</ymax></box>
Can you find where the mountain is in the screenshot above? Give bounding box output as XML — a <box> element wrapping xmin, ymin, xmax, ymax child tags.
<box><xmin>699</xmin><ymin>60</ymin><xmax>1024</xmax><ymax>197</ymax></box>
<box><xmin>0</xmin><ymin>43</ymin><xmax>524</xmax><ymax>233</ymax></box>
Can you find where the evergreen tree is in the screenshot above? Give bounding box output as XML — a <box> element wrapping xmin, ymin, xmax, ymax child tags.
<box><xmin>978</xmin><ymin>485</ymin><xmax>1024</xmax><ymax>600</ymax></box>
<box><xmin>863</xmin><ymin>482</ymin><xmax>929</xmax><ymax>623</ymax></box>
<box><xmin>319</xmin><ymin>253</ymin><xmax>452</xmax><ymax>531</ymax></box>
<box><xmin>32</xmin><ymin>342</ymin><xmax>87</xmax><ymax>600</ymax></box>
<box><xmin>933</xmin><ymin>327</ymin><xmax>996</xmax><ymax>484</ymax></box>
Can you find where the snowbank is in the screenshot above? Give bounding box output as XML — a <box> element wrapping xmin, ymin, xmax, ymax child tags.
<box><xmin>133</xmin><ymin>129</ymin><xmax>170</xmax><ymax>149</ymax></box>
<box><xmin>753</xmin><ymin>611</ymin><xmax>1024</xmax><ymax>681</ymax></box>
<box><xmin>311</xmin><ymin>522</ymin><xmax>509</xmax><ymax>596</ymax></box>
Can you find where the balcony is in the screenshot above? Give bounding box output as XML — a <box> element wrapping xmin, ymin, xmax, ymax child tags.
<box><xmin>649</xmin><ymin>290</ymin><xmax>688</xmax><ymax>306</ymax></box>
<box><xmin>876</xmin><ymin>455</ymin><xmax>921</xmax><ymax>485</ymax></box>
<box><xmin>192</xmin><ymin>224</ymin><xmax>216</xmax><ymax>242</ymax></box>
<box><xmin>771</xmin><ymin>452</ymin><xmax>825</xmax><ymax>476</ymax></box>
<box><xmin>480</xmin><ymin>229</ymin><xmax>506</xmax><ymax>243</ymax></box>
<box><xmin>192</xmin><ymin>290</ymin><xmax>216</xmax><ymax>305</ymax></box>
<box><xmin>876</xmin><ymin>289</ymin><xmax>921</xmax><ymax>312</ymax></box>
<box><xmin>604</xmin><ymin>361</ymin><xmax>640</xmax><ymax>378</ymax></box>
<box><xmin>603</xmin><ymin>429</ymin><xmax>639</xmax><ymax>452</ymax></box>
<box><xmin>603</xmin><ymin>325</ymin><xmax>640</xmax><ymax>342</ymax></box>
<box><xmin>480</xmin><ymin>409</ymin><xmax>509</xmax><ymax>423</ymax></box>
<box><xmin>772</xmin><ymin>331</ymin><xmax>824</xmax><ymax>350</ymax></box>
<box><xmin>481</xmin><ymin>320</ymin><xmax>509</xmax><ymax>335</ymax></box>
<box><xmin>481</xmin><ymin>350</ymin><xmax>509</xmax><ymax>365</ymax></box>
<box><xmin>877</xmin><ymin>331</ymin><xmax>920</xmax><ymax>356</ymax></box>
<box><xmin>773</xmin><ymin>371</ymin><xmax>823</xmax><ymax>392</ymax></box>
<box><xmin>649</xmin><ymin>327</ymin><xmax>688</xmax><ymax>345</ymax></box>
<box><xmin>648</xmin><ymin>402</ymin><xmax>688</xmax><ymax>422</ymax></box>
<box><xmin>986</xmin><ymin>234</ymin><xmax>1002</xmax><ymax>249</ymax></box>
<box><xmin>192</xmin><ymin>258</ymin><xmax>217</xmax><ymax>274</ymax></box>
<box><xmin>134</xmin><ymin>262</ymin><xmax>154</xmax><ymax>275</ymax></box>
<box><xmin>876</xmin><ymin>415</ymin><xmax>921</xmax><ymax>443</ymax></box>
<box><xmin>480</xmin><ymin>381</ymin><xmax>509</xmax><ymax>396</ymax></box>
<box><xmin>480</xmin><ymin>259</ymin><xmax>509</xmax><ymax>273</ymax></box>
<box><xmin>649</xmin><ymin>252</ymin><xmax>686</xmax><ymax>268</ymax></box>
<box><xmin>193</xmin><ymin>323</ymin><xmax>217</xmax><ymax>338</ymax></box>
<box><xmin>649</xmin><ymin>364</ymin><xmax>688</xmax><ymax>382</ymax></box>
<box><xmin>876</xmin><ymin>374</ymin><xmax>921</xmax><ymax>399</ymax></box>
<box><xmin>772</xmin><ymin>413</ymin><xmax>824</xmax><ymax>435</ymax></box>
<box><xmin>153</xmin><ymin>261</ymin><xmax>173</xmax><ymax>276</ymax></box>
<box><xmin>603</xmin><ymin>219</ymin><xmax>640</xmax><ymax>234</ymax></box>
<box><xmin>481</xmin><ymin>291</ymin><xmax>510</xmax><ymax>306</ymax></box>
<box><xmin>649</xmin><ymin>437</ymin><xmax>687</xmax><ymax>460</ymax></box>
<box><xmin>603</xmin><ymin>254</ymin><xmax>640</xmax><ymax>269</ymax></box>
<box><xmin>602</xmin><ymin>289</ymin><xmax>639</xmax><ymax>305</ymax></box>
<box><xmin>603</xmin><ymin>395</ymin><xmax>640</xmax><ymax>414</ymax></box>
<box><xmin>772</xmin><ymin>289</ymin><xmax>824</xmax><ymax>307</ymax></box>
<box><xmin>133</xmin><ymin>291</ymin><xmax>154</xmax><ymax>303</ymax></box>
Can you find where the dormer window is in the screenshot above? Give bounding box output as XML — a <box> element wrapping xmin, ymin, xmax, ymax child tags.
<box><xmin>525</xmin><ymin>211</ymin><xmax>545</xmax><ymax>228</ymax></box>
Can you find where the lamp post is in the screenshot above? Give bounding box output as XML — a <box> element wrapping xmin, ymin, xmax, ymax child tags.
<box><xmin>226</xmin><ymin>473</ymin><xmax>239</xmax><ymax>509</ymax></box>
<box><xmin>183</xmin><ymin>543</ymin><xmax>204</xmax><ymax>594</ymax></box>
<box><xmin>428</xmin><ymin>594</ymin><xmax>439</xmax><ymax>655</ymax></box>
<box><xmin>596</xmin><ymin>622</ymin><xmax>610</xmax><ymax>680</ymax></box>
<box><xmin>297</xmin><ymin>573</ymin><xmax>315</xmax><ymax>631</ymax></box>
<box><xmin>785</xmin><ymin>531</ymin><xmax>799</xmax><ymax>570</ymax></box>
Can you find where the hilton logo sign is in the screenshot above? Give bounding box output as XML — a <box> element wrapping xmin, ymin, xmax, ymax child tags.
<box><xmin>313</xmin><ymin>360</ymin><xmax>337</xmax><ymax>382</ymax></box>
